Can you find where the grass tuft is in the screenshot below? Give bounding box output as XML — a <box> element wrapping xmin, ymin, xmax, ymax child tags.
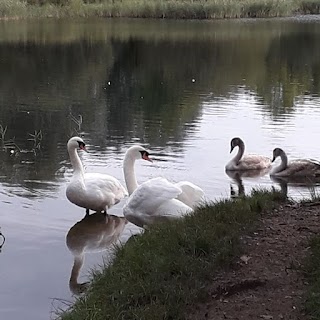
<box><xmin>305</xmin><ymin>236</ymin><xmax>320</xmax><ymax>319</ymax></box>
<box><xmin>60</xmin><ymin>189</ymin><xmax>285</xmax><ymax>320</ymax></box>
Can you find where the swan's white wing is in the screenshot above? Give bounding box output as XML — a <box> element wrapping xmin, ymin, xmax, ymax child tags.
<box><xmin>156</xmin><ymin>199</ymin><xmax>193</xmax><ymax>218</ymax></box>
<box><xmin>175</xmin><ymin>181</ymin><xmax>205</xmax><ymax>208</ymax></box>
<box><xmin>125</xmin><ymin>177</ymin><xmax>182</xmax><ymax>212</ymax></box>
<box><xmin>84</xmin><ymin>173</ymin><xmax>127</xmax><ymax>194</ymax></box>
<box><xmin>123</xmin><ymin>177</ymin><xmax>187</xmax><ymax>227</ymax></box>
<box><xmin>82</xmin><ymin>173</ymin><xmax>128</xmax><ymax>209</ymax></box>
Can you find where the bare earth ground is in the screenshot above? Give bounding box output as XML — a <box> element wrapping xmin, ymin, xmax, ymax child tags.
<box><xmin>189</xmin><ymin>202</ymin><xmax>320</xmax><ymax>320</ymax></box>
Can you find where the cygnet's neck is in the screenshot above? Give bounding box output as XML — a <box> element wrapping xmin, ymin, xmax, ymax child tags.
<box><xmin>274</xmin><ymin>152</ymin><xmax>288</xmax><ymax>174</ymax></box>
<box><xmin>233</xmin><ymin>141</ymin><xmax>245</xmax><ymax>165</ymax></box>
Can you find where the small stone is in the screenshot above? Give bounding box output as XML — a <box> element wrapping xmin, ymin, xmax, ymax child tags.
<box><xmin>240</xmin><ymin>255</ymin><xmax>251</xmax><ymax>264</ymax></box>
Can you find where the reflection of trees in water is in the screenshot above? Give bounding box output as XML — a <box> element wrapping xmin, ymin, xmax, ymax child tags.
<box><xmin>91</xmin><ymin>38</ymin><xmax>206</xmax><ymax>149</ymax></box>
<box><xmin>0</xmin><ymin>20</ymin><xmax>319</xmax><ymax>191</ymax></box>
<box><xmin>257</xmin><ymin>28</ymin><xmax>320</xmax><ymax>117</ymax></box>
<box><xmin>0</xmin><ymin>41</ymin><xmax>113</xmax><ymax>192</ymax></box>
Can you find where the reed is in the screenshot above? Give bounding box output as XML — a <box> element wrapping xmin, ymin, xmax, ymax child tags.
<box><xmin>1</xmin><ymin>0</ymin><xmax>320</xmax><ymax>19</ymax></box>
<box><xmin>0</xmin><ymin>0</ymin><xmax>28</xmax><ymax>18</ymax></box>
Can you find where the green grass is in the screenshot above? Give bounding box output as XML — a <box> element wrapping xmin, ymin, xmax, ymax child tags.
<box><xmin>60</xmin><ymin>189</ymin><xmax>285</xmax><ymax>320</ymax></box>
<box><xmin>305</xmin><ymin>235</ymin><xmax>320</xmax><ymax>319</ymax></box>
<box><xmin>1</xmin><ymin>0</ymin><xmax>320</xmax><ymax>19</ymax></box>
<box><xmin>0</xmin><ymin>0</ymin><xmax>28</xmax><ymax>18</ymax></box>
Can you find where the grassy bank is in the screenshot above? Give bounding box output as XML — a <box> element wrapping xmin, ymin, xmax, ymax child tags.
<box><xmin>1</xmin><ymin>0</ymin><xmax>320</xmax><ymax>19</ymax></box>
<box><xmin>60</xmin><ymin>190</ymin><xmax>284</xmax><ymax>320</ymax></box>
<box><xmin>305</xmin><ymin>235</ymin><xmax>320</xmax><ymax>319</ymax></box>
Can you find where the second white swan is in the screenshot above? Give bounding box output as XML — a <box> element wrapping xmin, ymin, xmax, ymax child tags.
<box><xmin>122</xmin><ymin>145</ymin><xmax>201</xmax><ymax>228</ymax></box>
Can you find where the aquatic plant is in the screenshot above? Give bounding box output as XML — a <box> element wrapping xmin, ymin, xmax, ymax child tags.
<box><xmin>28</xmin><ymin>129</ymin><xmax>43</xmax><ymax>155</ymax></box>
<box><xmin>69</xmin><ymin>111</ymin><xmax>83</xmax><ymax>137</ymax></box>
<box><xmin>0</xmin><ymin>124</ymin><xmax>21</xmax><ymax>153</ymax></box>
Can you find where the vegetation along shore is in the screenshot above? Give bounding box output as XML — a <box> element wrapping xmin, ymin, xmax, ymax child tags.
<box><xmin>2</xmin><ymin>0</ymin><xmax>320</xmax><ymax>19</ymax></box>
<box><xmin>59</xmin><ymin>190</ymin><xmax>320</xmax><ymax>320</ymax></box>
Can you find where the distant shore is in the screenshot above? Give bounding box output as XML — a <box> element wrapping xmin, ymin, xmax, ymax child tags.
<box><xmin>1</xmin><ymin>0</ymin><xmax>320</xmax><ymax>19</ymax></box>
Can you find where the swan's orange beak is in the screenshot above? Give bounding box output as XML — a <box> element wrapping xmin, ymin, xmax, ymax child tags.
<box><xmin>142</xmin><ymin>153</ymin><xmax>153</xmax><ymax>162</ymax></box>
<box><xmin>80</xmin><ymin>145</ymin><xmax>88</xmax><ymax>152</ymax></box>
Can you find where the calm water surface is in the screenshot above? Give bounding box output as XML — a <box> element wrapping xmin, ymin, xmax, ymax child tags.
<box><xmin>1</xmin><ymin>16</ymin><xmax>320</xmax><ymax>320</ymax></box>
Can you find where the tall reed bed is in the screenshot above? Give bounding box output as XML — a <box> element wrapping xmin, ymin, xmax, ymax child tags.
<box><xmin>1</xmin><ymin>0</ymin><xmax>320</xmax><ymax>19</ymax></box>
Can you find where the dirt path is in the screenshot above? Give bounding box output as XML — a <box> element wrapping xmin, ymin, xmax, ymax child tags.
<box><xmin>189</xmin><ymin>202</ymin><xmax>320</xmax><ymax>320</ymax></box>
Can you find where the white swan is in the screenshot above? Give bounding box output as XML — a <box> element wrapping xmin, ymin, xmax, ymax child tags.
<box><xmin>270</xmin><ymin>147</ymin><xmax>320</xmax><ymax>178</ymax></box>
<box><xmin>122</xmin><ymin>145</ymin><xmax>196</xmax><ymax>228</ymax></box>
<box><xmin>66</xmin><ymin>136</ymin><xmax>128</xmax><ymax>214</ymax></box>
<box><xmin>225</xmin><ymin>137</ymin><xmax>271</xmax><ymax>171</ymax></box>
<box><xmin>66</xmin><ymin>212</ymin><xmax>127</xmax><ymax>294</ymax></box>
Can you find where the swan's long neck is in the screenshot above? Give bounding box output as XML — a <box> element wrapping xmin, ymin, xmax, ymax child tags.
<box><xmin>273</xmin><ymin>152</ymin><xmax>288</xmax><ymax>174</ymax></box>
<box><xmin>233</xmin><ymin>142</ymin><xmax>245</xmax><ymax>165</ymax></box>
<box><xmin>123</xmin><ymin>154</ymin><xmax>138</xmax><ymax>195</ymax></box>
<box><xmin>69</xmin><ymin>254</ymin><xmax>84</xmax><ymax>285</ymax></box>
<box><xmin>68</xmin><ymin>147</ymin><xmax>84</xmax><ymax>178</ymax></box>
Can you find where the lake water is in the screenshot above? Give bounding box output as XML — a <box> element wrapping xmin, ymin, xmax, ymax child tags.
<box><xmin>1</xmin><ymin>16</ymin><xmax>320</xmax><ymax>320</ymax></box>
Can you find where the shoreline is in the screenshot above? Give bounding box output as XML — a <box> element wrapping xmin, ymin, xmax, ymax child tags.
<box><xmin>1</xmin><ymin>1</ymin><xmax>320</xmax><ymax>20</ymax></box>
<box><xmin>59</xmin><ymin>192</ymin><xmax>320</xmax><ymax>319</ymax></box>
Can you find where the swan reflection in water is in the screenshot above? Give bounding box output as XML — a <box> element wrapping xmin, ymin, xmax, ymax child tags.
<box><xmin>225</xmin><ymin>168</ymin><xmax>270</xmax><ymax>198</ymax></box>
<box><xmin>270</xmin><ymin>175</ymin><xmax>320</xmax><ymax>197</ymax></box>
<box><xmin>66</xmin><ymin>212</ymin><xmax>130</xmax><ymax>295</ymax></box>
<box><xmin>0</xmin><ymin>228</ymin><xmax>5</xmax><ymax>252</ymax></box>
